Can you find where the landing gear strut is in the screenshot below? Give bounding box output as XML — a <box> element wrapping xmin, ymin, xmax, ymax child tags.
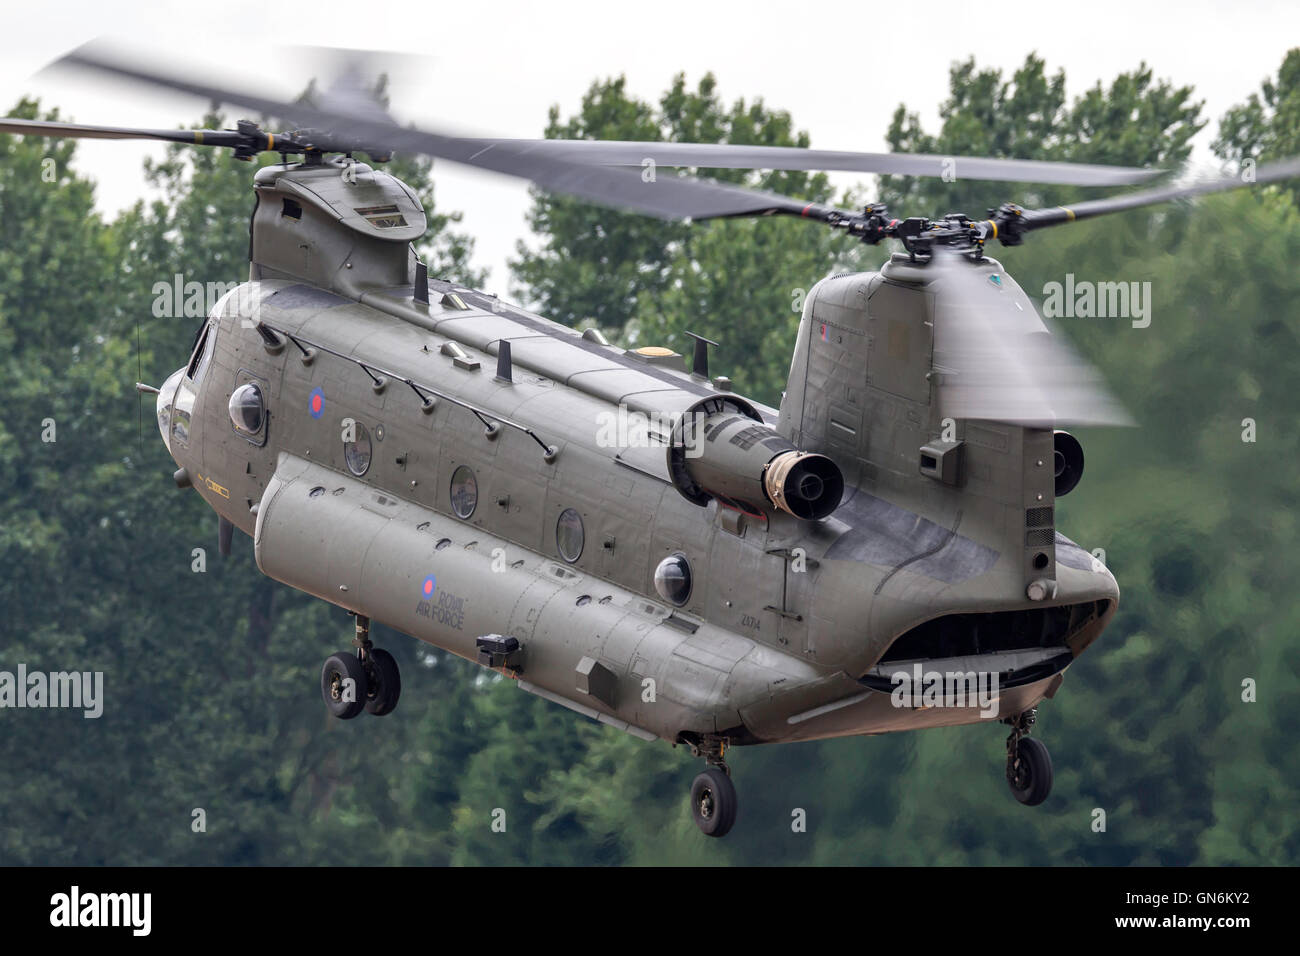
<box><xmin>687</xmin><ymin>736</ymin><xmax>738</xmax><ymax>837</ymax></box>
<box><xmin>319</xmin><ymin>613</ymin><xmax>402</xmax><ymax>720</ymax></box>
<box><xmin>1004</xmin><ymin>708</ymin><xmax>1053</xmax><ymax>806</ymax></box>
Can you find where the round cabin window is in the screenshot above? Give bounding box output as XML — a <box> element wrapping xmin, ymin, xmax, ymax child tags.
<box><xmin>344</xmin><ymin>421</ymin><xmax>372</xmax><ymax>476</ymax></box>
<box><xmin>556</xmin><ymin>508</ymin><xmax>584</xmax><ymax>563</ymax></box>
<box><xmin>228</xmin><ymin>382</ymin><xmax>264</xmax><ymax>434</ymax></box>
<box><xmin>450</xmin><ymin>465</ymin><xmax>478</xmax><ymax>519</ymax></box>
<box><xmin>654</xmin><ymin>553</ymin><xmax>693</xmax><ymax>607</ymax></box>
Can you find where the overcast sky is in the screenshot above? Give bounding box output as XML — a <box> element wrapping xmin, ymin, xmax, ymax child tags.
<box><xmin>3</xmin><ymin>0</ymin><xmax>1297</xmax><ymax>290</ymax></box>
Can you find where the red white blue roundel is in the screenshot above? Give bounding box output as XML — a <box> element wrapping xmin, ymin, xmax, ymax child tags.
<box><xmin>308</xmin><ymin>387</ymin><xmax>325</xmax><ymax>419</ymax></box>
<box><xmin>420</xmin><ymin>574</ymin><xmax>437</xmax><ymax>600</ymax></box>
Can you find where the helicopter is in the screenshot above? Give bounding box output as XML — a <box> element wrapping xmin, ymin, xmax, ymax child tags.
<box><xmin>8</xmin><ymin>44</ymin><xmax>1299</xmax><ymax>838</ymax></box>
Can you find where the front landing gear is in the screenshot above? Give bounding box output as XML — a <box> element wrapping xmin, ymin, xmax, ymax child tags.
<box><xmin>319</xmin><ymin>614</ymin><xmax>402</xmax><ymax>720</ymax></box>
<box><xmin>687</xmin><ymin>736</ymin><xmax>738</xmax><ymax>837</ymax></box>
<box><xmin>1004</xmin><ymin>708</ymin><xmax>1053</xmax><ymax>806</ymax></box>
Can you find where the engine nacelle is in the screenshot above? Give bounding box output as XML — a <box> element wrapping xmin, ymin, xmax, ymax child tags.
<box><xmin>668</xmin><ymin>411</ymin><xmax>844</xmax><ymax>520</ymax></box>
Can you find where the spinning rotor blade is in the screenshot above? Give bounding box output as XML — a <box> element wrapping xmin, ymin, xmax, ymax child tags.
<box><xmin>990</xmin><ymin>156</ymin><xmax>1300</xmax><ymax>241</ymax></box>
<box><xmin>39</xmin><ymin>42</ymin><xmax>1155</xmax><ymax>225</ymax></box>
<box><xmin>500</xmin><ymin>139</ymin><xmax>1158</xmax><ymax>186</ymax></box>
<box><xmin>277</xmin><ymin>43</ymin><xmax>1159</xmax><ymax>187</ymax></box>
<box><xmin>929</xmin><ymin>247</ymin><xmax>1133</xmax><ymax>428</ymax></box>
<box><xmin>45</xmin><ymin>44</ymin><xmax>842</xmax><ymax>221</ymax></box>
<box><xmin>0</xmin><ymin>117</ymin><xmax>245</xmax><ymax>148</ymax></box>
<box><xmin>31</xmin><ymin>42</ymin><xmax>1294</xmax><ymax>245</ymax></box>
<box><xmin>288</xmin><ymin>46</ymin><xmax>408</xmax><ymax>123</ymax></box>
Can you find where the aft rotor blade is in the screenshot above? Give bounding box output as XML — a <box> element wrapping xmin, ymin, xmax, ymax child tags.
<box><xmin>929</xmin><ymin>248</ymin><xmax>1133</xmax><ymax>428</ymax></box>
<box><xmin>1004</xmin><ymin>156</ymin><xmax>1300</xmax><ymax>236</ymax></box>
<box><xmin>495</xmin><ymin>139</ymin><xmax>1159</xmax><ymax>187</ymax></box>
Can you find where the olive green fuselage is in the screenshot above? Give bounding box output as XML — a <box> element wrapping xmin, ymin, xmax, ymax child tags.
<box><xmin>155</xmin><ymin>159</ymin><xmax>1119</xmax><ymax>749</ymax></box>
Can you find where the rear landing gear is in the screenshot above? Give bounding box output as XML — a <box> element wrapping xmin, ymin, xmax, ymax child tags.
<box><xmin>687</xmin><ymin>736</ymin><xmax>737</xmax><ymax>837</ymax></box>
<box><xmin>321</xmin><ymin>652</ymin><xmax>366</xmax><ymax>719</ymax></box>
<box><xmin>1004</xmin><ymin>708</ymin><xmax>1053</xmax><ymax>806</ymax></box>
<box><xmin>364</xmin><ymin>647</ymin><xmax>401</xmax><ymax>716</ymax></box>
<box><xmin>319</xmin><ymin>614</ymin><xmax>402</xmax><ymax>719</ymax></box>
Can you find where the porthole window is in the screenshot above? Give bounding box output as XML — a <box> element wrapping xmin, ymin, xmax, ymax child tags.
<box><xmin>556</xmin><ymin>508</ymin><xmax>584</xmax><ymax>563</ymax></box>
<box><xmin>654</xmin><ymin>553</ymin><xmax>693</xmax><ymax>607</ymax></box>
<box><xmin>450</xmin><ymin>465</ymin><xmax>478</xmax><ymax>519</ymax></box>
<box><xmin>228</xmin><ymin>383</ymin><xmax>265</xmax><ymax>435</ymax></box>
<box><xmin>344</xmin><ymin>421</ymin><xmax>372</xmax><ymax>476</ymax></box>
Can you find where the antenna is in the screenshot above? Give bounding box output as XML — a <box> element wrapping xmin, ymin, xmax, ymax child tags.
<box><xmin>684</xmin><ymin>331</ymin><xmax>719</xmax><ymax>379</ymax></box>
<box><xmin>496</xmin><ymin>340</ymin><xmax>513</xmax><ymax>383</ymax></box>
<box><xmin>414</xmin><ymin>260</ymin><xmax>429</xmax><ymax>304</ymax></box>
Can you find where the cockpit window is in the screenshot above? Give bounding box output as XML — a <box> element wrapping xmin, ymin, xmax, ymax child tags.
<box><xmin>186</xmin><ymin>322</ymin><xmax>215</xmax><ymax>383</ymax></box>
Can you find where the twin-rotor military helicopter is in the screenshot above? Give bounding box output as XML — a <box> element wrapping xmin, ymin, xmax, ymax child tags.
<box><xmin>9</xmin><ymin>44</ymin><xmax>1298</xmax><ymax>837</ymax></box>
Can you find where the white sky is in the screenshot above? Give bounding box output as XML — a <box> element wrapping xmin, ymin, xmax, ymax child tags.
<box><xmin>2</xmin><ymin>0</ymin><xmax>1297</xmax><ymax>290</ymax></box>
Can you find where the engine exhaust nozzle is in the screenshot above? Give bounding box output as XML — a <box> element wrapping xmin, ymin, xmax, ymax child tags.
<box><xmin>764</xmin><ymin>450</ymin><xmax>844</xmax><ymax>521</ymax></box>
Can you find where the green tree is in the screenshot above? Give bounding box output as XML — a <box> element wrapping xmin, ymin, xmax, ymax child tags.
<box><xmin>5</xmin><ymin>51</ymin><xmax>1300</xmax><ymax>867</ymax></box>
<box><xmin>1214</xmin><ymin>47</ymin><xmax>1300</xmax><ymax>204</ymax></box>
<box><xmin>882</xmin><ymin>55</ymin><xmax>1203</xmax><ymax>217</ymax></box>
<box><xmin>510</xmin><ymin>74</ymin><xmax>865</xmax><ymax>404</ymax></box>
<box><xmin>0</xmin><ymin>96</ymin><xmax>491</xmax><ymax>865</ymax></box>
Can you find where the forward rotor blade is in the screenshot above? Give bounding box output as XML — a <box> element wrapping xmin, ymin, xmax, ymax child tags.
<box><xmin>494</xmin><ymin>139</ymin><xmax>1159</xmax><ymax>187</ymax></box>
<box><xmin>49</xmin><ymin>43</ymin><xmax>847</xmax><ymax>222</ymax></box>
<box><xmin>0</xmin><ymin>117</ymin><xmax>243</xmax><ymax>148</ymax></box>
<box><xmin>929</xmin><ymin>248</ymin><xmax>1133</xmax><ymax>428</ymax></box>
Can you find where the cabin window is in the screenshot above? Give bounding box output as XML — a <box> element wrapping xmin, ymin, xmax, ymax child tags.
<box><xmin>228</xmin><ymin>383</ymin><xmax>265</xmax><ymax>435</ymax></box>
<box><xmin>344</xmin><ymin>421</ymin><xmax>372</xmax><ymax>477</ymax></box>
<box><xmin>654</xmin><ymin>553</ymin><xmax>693</xmax><ymax>607</ymax></box>
<box><xmin>556</xmin><ymin>508</ymin><xmax>584</xmax><ymax>563</ymax></box>
<box><xmin>450</xmin><ymin>465</ymin><xmax>477</xmax><ymax>519</ymax></box>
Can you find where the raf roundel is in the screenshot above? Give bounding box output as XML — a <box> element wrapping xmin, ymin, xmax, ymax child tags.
<box><xmin>420</xmin><ymin>574</ymin><xmax>437</xmax><ymax>600</ymax></box>
<box><xmin>308</xmin><ymin>386</ymin><xmax>326</xmax><ymax>419</ymax></box>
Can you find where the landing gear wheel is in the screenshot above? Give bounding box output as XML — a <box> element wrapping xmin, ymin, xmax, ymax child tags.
<box><xmin>690</xmin><ymin>767</ymin><xmax>738</xmax><ymax>837</ymax></box>
<box><xmin>364</xmin><ymin>648</ymin><xmax>401</xmax><ymax>716</ymax></box>
<box><xmin>321</xmin><ymin>652</ymin><xmax>367</xmax><ymax>720</ymax></box>
<box><xmin>1007</xmin><ymin>736</ymin><xmax>1053</xmax><ymax>806</ymax></box>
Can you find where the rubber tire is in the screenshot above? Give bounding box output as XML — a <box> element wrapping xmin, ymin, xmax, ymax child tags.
<box><xmin>690</xmin><ymin>768</ymin><xmax>738</xmax><ymax>837</ymax></box>
<box><xmin>1008</xmin><ymin>737</ymin><xmax>1053</xmax><ymax>806</ymax></box>
<box><xmin>364</xmin><ymin>648</ymin><xmax>402</xmax><ymax>716</ymax></box>
<box><xmin>321</xmin><ymin>652</ymin><xmax>367</xmax><ymax>720</ymax></box>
